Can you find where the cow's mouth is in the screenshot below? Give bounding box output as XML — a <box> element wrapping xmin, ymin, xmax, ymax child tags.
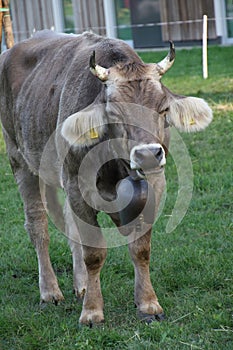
<box><xmin>135</xmin><ymin>168</ymin><xmax>146</xmax><ymax>179</ymax></box>
<box><xmin>131</xmin><ymin>166</ymin><xmax>164</xmax><ymax>180</ymax></box>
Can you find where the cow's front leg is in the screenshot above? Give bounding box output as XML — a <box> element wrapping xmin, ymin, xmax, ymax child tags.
<box><xmin>79</xmin><ymin>245</ymin><xmax>107</xmax><ymax>325</ymax></box>
<box><xmin>65</xmin><ymin>185</ymin><xmax>106</xmax><ymax>324</ymax></box>
<box><xmin>128</xmin><ymin>230</ymin><xmax>164</xmax><ymax>323</ymax></box>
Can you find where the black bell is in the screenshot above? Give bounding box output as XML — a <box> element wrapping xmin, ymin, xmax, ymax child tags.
<box><xmin>116</xmin><ymin>176</ymin><xmax>156</xmax><ymax>232</ymax></box>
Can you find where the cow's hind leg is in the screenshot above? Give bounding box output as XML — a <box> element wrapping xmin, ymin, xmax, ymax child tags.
<box><xmin>10</xmin><ymin>154</ymin><xmax>64</xmax><ymax>303</ymax></box>
<box><xmin>128</xmin><ymin>230</ymin><xmax>165</xmax><ymax>323</ymax></box>
<box><xmin>64</xmin><ymin>200</ymin><xmax>87</xmax><ymax>300</ymax></box>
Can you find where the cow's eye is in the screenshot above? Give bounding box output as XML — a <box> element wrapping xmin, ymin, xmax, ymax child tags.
<box><xmin>159</xmin><ymin>107</ymin><xmax>169</xmax><ymax>116</ymax></box>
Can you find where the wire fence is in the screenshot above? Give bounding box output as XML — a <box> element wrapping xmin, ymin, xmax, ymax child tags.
<box><xmin>65</xmin><ymin>16</ymin><xmax>233</xmax><ymax>32</ymax></box>
<box><xmin>8</xmin><ymin>16</ymin><xmax>233</xmax><ymax>38</ymax></box>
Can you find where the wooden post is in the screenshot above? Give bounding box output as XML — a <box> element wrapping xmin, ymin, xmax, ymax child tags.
<box><xmin>0</xmin><ymin>0</ymin><xmax>3</xmax><ymax>53</ymax></box>
<box><xmin>202</xmin><ymin>14</ymin><xmax>208</xmax><ymax>79</ymax></box>
<box><xmin>2</xmin><ymin>0</ymin><xmax>14</xmax><ymax>49</ymax></box>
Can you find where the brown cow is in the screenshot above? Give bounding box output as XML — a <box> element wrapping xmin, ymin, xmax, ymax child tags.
<box><xmin>0</xmin><ymin>30</ymin><xmax>212</xmax><ymax>325</ymax></box>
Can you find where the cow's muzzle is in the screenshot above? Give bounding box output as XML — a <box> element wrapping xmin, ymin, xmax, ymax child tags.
<box><xmin>130</xmin><ymin>144</ymin><xmax>166</xmax><ymax>178</ymax></box>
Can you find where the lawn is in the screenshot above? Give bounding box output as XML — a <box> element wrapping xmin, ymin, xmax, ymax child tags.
<box><xmin>0</xmin><ymin>45</ymin><xmax>233</xmax><ymax>349</ymax></box>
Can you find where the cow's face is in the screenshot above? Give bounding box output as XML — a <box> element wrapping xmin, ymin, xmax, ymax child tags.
<box><xmin>61</xmin><ymin>43</ymin><xmax>212</xmax><ymax>176</ymax></box>
<box><xmin>102</xmin><ymin>64</ymin><xmax>171</xmax><ymax>174</ymax></box>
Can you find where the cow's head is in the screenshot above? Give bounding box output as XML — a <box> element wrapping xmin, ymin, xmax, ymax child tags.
<box><xmin>61</xmin><ymin>42</ymin><xmax>212</xmax><ymax>177</ymax></box>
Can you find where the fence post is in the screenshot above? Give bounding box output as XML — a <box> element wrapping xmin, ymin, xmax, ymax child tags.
<box><xmin>0</xmin><ymin>0</ymin><xmax>3</xmax><ymax>53</ymax></box>
<box><xmin>202</xmin><ymin>14</ymin><xmax>208</xmax><ymax>79</ymax></box>
<box><xmin>2</xmin><ymin>0</ymin><xmax>14</xmax><ymax>49</ymax></box>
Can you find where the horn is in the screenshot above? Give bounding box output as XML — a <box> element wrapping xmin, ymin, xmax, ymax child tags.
<box><xmin>89</xmin><ymin>51</ymin><xmax>109</xmax><ymax>81</ymax></box>
<box><xmin>156</xmin><ymin>41</ymin><xmax>175</xmax><ymax>75</ymax></box>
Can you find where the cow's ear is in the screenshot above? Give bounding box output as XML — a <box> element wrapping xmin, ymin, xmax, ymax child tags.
<box><xmin>167</xmin><ymin>96</ymin><xmax>213</xmax><ymax>132</ymax></box>
<box><xmin>61</xmin><ymin>104</ymin><xmax>106</xmax><ymax>146</ymax></box>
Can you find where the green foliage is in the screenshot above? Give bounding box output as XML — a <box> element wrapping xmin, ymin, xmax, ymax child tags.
<box><xmin>1</xmin><ymin>45</ymin><xmax>233</xmax><ymax>349</ymax></box>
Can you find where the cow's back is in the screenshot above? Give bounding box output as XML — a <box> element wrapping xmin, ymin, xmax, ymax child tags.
<box><xmin>0</xmin><ymin>31</ymin><xmax>99</xmax><ymax>141</ymax></box>
<box><xmin>0</xmin><ymin>30</ymin><xmax>141</xmax><ymax>173</ymax></box>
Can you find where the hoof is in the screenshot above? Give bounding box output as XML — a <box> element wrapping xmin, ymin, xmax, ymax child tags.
<box><xmin>40</xmin><ymin>289</ymin><xmax>64</xmax><ymax>307</ymax></box>
<box><xmin>154</xmin><ymin>313</ymin><xmax>166</xmax><ymax>322</ymax></box>
<box><xmin>73</xmin><ymin>287</ymin><xmax>86</xmax><ymax>303</ymax></box>
<box><xmin>39</xmin><ymin>279</ymin><xmax>64</xmax><ymax>305</ymax></box>
<box><xmin>78</xmin><ymin>319</ymin><xmax>104</xmax><ymax>330</ymax></box>
<box><xmin>138</xmin><ymin>312</ymin><xmax>166</xmax><ymax>324</ymax></box>
<box><xmin>40</xmin><ymin>297</ymin><xmax>63</xmax><ymax>309</ymax></box>
<box><xmin>87</xmin><ymin>319</ymin><xmax>105</xmax><ymax>329</ymax></box>
<box><xmin>79</xmin><ymin>310</ymin><xmax>104</xmax><ymax>326</ymax></box>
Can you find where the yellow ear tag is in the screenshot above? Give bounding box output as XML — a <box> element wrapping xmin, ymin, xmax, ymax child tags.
<box><xmin>189</xmin><ymin>118</ymin><xmax>196</xmax><ymax>125</ymax></box>
<box><xmin>90</xmin><ymin>128</ymin><xmax>99</xmax><ymax>139</ymax></box>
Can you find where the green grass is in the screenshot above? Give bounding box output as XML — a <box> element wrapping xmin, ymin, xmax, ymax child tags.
<box><xmin>1</xmin><ymin>45</ymin><xmax>233</xmax><ymax>349</ymax></box>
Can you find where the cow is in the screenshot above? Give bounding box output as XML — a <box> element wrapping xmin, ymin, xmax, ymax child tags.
<box><xmin>0</xmin><ymin>30</ymin><xmax>212</xmax><ymax>325</ymax></box>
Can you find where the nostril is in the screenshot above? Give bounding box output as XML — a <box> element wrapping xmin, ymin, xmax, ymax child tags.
<box><xmin>153</xmin><ymin>147</ymin><xmax>163</xmax><ymax>161</ymax></box>
<box><xmin>154</xmin><ymin>147</ymin><xmax>162</xmax><ymax>156</ymax></box>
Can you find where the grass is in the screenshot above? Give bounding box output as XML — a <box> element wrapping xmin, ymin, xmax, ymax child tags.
<box><xmin>0</xmin><ymin>45</ymin><xmax>233</xmax><ymax>349</ymax></box>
